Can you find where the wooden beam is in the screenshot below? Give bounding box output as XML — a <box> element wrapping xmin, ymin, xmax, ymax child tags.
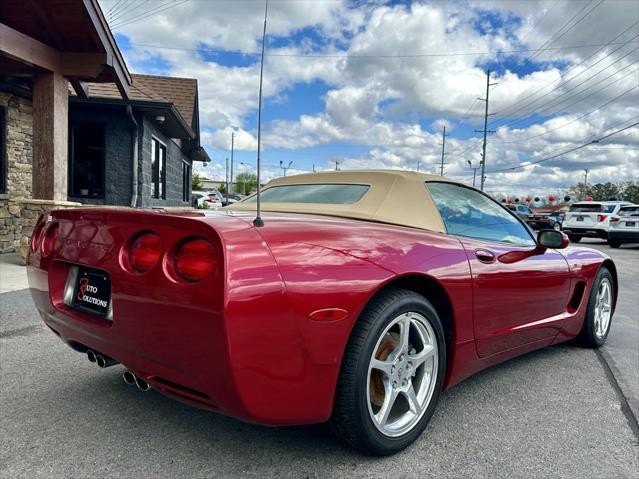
<box><xmin>62</xmin><ymin>52</ymin><xmax>107</xmax><ymax>79</ymax></box>
<box><xmin>0</xmin><ymin>22</ymin><xmax>61</xmax><ymax>72</ymax></box>
<box><xmin>32</xmin><ymin>71</ymin><xmax>68</xmax><ymax>202</ymax></box>
<box><xmin>82</xmin><ymin>0</ymin><xmax>131</xmax><ymax>99</ymax></box>
<box><xmin>70</xmin><ymin>79</ymin><xmax>89</xmax><ymax>99</ymax></box>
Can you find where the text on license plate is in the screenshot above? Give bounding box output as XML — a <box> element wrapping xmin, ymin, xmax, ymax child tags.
<box><xmin>71</xmin><ymin>267</ymin><xmax>111</xmax><ymax>318</ymax></box>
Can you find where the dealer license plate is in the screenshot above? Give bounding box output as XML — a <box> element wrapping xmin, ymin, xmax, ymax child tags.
<box><xmin>576</xmin><ymin>216</ymin><xmax>584</xmax><ymax>221</ymax></box>
<box><xmin>71</xmin><ymin>267</ymin><xmax>111</xmax><ymax>318</ymax></box>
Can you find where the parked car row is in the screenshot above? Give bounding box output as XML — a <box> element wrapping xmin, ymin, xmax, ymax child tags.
<box><xmin>562</xmin><ymin>201</ymin><xmax>637</xmax><ymax>247</ymax></box>
<box><xmin>191</xmin><ymin>191</ymin><xmax>245</xmax><ymax>208</ymax></box>
<box><xmin>507</xmin><ymin>200</ymin><xmax>638</xmax><ymax>247</ymax></box>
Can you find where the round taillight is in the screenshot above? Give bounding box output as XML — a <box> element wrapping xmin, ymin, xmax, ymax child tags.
<box><xmin>129</xmin><ymin>233</ymin><xmax>162</xmax><ymax>273</ymax></box>
<box><xmin>41</xmin><ymin>223</ymin><xmax>59</xmax><ymax>256</ymax></box>
<box><xmin>174</xmin><ymin>239</ymin><xmax>216</xmax><ymax>282</ymax></box>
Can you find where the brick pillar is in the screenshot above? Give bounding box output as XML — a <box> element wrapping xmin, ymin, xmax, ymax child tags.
<box><xmin>32</xmin><ymin>71</ymin><xmax>68</xmax><ymax>202</ymax></box>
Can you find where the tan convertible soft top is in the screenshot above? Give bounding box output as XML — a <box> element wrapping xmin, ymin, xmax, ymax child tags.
<box><xmin>226</xmin><ymin>170</ymin><xmax>466</xmax><ymax>233</ymax></box>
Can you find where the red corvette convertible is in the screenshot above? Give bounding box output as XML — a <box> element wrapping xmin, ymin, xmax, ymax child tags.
<box><xmin>27</xmin><ymin>170</ymin><xmax>617</xmax><ymax>455</ymax></box>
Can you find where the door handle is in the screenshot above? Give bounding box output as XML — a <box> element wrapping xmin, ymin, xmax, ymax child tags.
<box><xmin>475</xmin><ymin>249</ymin><xmax>496</xmax><ymax>263</ymax></box>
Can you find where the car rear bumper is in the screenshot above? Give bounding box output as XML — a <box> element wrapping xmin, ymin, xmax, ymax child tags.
<box><xmin>562</xmin><ymin>227</ymin><xmax>608</xmax><ymax>239</ymax></box>
<box><xmin>27</xmin><ymin>259</ymin><xmax>336</xmax><ymax>427</ymax></box>
<box><xmin>608</xmin><ymin>230</ymin><xmax>639</xmax><ymax>242</ymax></box>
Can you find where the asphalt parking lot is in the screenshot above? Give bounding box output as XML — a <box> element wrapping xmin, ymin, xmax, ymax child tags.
<box><xmin>1</xmin><ymin>239</ymin><xmax>638</xmax><ymax>478</ymax></box>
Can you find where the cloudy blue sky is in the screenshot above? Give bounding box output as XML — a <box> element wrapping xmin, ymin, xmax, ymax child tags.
<box><xmin>99</xmin><ymin>0</ymin><xmax>638</xmax><ymax>196</ymax></box>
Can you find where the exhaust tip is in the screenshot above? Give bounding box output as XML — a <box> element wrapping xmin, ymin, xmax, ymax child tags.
<box><xmin>122</xmin><ymin>370</ymin><xmax>136</xmax><ymax>386</ymax></box>
<box><xmin>87</xmin><ymin>350</ymin><xmax>96</xmax><ymax>363</ymax></box>
<box><xmin>135</xmin><ymin>377</ymin><xmax>151</xmax><ymax>392</ymax></box>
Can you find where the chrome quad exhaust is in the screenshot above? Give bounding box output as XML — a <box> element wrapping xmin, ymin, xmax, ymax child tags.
<box><xmin>122</xmin><ymin>370</ymin><xmax>151</xmax><ymax>392</ymax></box>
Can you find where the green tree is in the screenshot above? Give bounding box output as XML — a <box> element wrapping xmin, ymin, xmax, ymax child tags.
<box><xmin>587</xmin><ymin>182</ymin><xmax>621</xmax><ymax>201</ymax></box>
<box><xmin>622</xmin><ymin>182</ymin><xmax>639</xmax><ymax>204</ymax></box>
<box><xmin>218</xmin><ymin>183</ymin><xmax>227</xmax><ymax>194</ymax></box>
<box><xmin>192</xmin><ymin>173</ymin><xmax>204</xmax><ymax>191</ymax></box>
<box><xmin>235</xmin><ymin>172</ymin><xmax>258</xmax><ymax>195</ymax></box>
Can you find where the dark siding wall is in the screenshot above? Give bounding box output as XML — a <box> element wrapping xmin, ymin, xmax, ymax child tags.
<box><xmin>68</xmin><ymin>104</ymin><xmax>191</xmax><ymax>208</ymax></box>
<box><xmin>68</xmin><ymin>104</ymin><xmax>133</xmax><ymax>206</ymax></box>
<box><xmin>138</xmin><ymin>115</ymin><xmax>191</xmax><ymax>208</ymax></box>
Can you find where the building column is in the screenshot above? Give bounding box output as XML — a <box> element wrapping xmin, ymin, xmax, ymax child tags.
<box><xmin>32</xmin><ymin>71</ymin><xmax>68</xmax><ymax>201</ymax></box>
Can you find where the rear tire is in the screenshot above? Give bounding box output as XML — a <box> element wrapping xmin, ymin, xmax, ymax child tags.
<box><xmin>568</xmin><ymin>234</ymin><xmax>581</xmax><ymax>243</ymax></box>
<box><xmin>578</xmin><ymin>267</ymin><xmax>614</xmax><ymax>348</ymax></box>
<box><xmin>330</xmin><ymin>288</ymin><xmax>446</xmax><ymax>455</ymax></box>
<box><xmin>608</xmin><ymin>239</ymin><xmax>621</xmax><ymax>248</ymax></box>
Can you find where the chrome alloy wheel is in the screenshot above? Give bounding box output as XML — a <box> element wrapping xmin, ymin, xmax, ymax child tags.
<box><xmin>594</xmin><ymin>278</ymin><xmax>612</xmax><ymax>339</ymax></box>
<box><xmin>366</xmin><ymin>312</ymin><xmax>438</xmax><ymax>437</ymax></box>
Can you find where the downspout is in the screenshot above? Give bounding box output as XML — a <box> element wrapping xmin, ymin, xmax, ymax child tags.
<box><xmin>126</xmin><ymin>106</ymin><xmax>139</xmax><ymax>207</ymax></box>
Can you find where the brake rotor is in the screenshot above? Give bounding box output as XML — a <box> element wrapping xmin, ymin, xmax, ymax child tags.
<box><xmin>370</xmin><ymin>332</ymin><xmax>399</xmax><ymax>407</ymax></box>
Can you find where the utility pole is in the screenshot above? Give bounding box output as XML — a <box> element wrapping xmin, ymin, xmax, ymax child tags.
<box><xmin>417</xmin><ymin>159</ymin><xmax>421</xmax><ymax>172</ymax></box>
<box><xmin>467</xmin><ymin>160</ymin><xmax>479</xmax><ymax>187</ymax></box>
<box><xmin>280</xmin><ymin>160</ymin><xmax>293</xmax><ymax>176</ymax></box>
<box><xmin>335</xmin><ymin>160</ymin><xmax>340</xmax><ymax>171</ymax></box>
<box><xmin>230</xmin><ymin>131</ymin><xmax>235</xmax><ymax>193</ymax></box>
<box><xmin>312</xmin><ymin>163</ymin><xmax>316</xmax><ymax>172</ymax></box>
<box><xmin>225</xmin><ymin>157</ymin><xmax>229</xmax><ymax>195</ymax></box>
<box><xmin>440</xmin><ymin>126</ymin><xmax>448</xmax><ymax>176</ymax></box>
<box><xmin>583</xmin><ymin>168</ymin><xmax>590</xmax><ymax>185</ymax></box>
<box><xmin>476</xmin><ymin>70</ymin><xmax>497</xmax><ymax>191</ymax></box>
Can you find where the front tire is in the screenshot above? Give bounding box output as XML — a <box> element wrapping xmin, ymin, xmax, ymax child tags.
<box><xmin>608</xmin><ymin>239</ymin><xmax>621</xmax><ymax>248</ymax></box>
<box><xmin>568</xmin><ymin>234</ymin><xmax>582</xmax><ymax>243</ymax></box>
<box><xmin>578</xmin><ymin>267</ymin><xmax>614</xmax><ymax>348</ymax></box>
<box><xmin>330</xmin><ymin>289</ymin><xmax>446</xmax><ymax>455</ymax></box>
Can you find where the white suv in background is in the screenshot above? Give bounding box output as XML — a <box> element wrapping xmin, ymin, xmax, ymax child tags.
<box><xmin>562</xmin><ymin>201</ymin><xmax>632</xmax><ymax>243</ymax></box>
<box><xmin>608</xmin><ymin>205</ymin><xmax>639</xmax><ymax>248</ymax></box>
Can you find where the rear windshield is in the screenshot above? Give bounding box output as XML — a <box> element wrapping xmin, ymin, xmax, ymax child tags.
<box><xmin>569</xmin><ymin>203</ymin><xmax>615</xmax><ymax>213</ymax></box>
<box><xmin>244</xmin><ymin>184</ymin><xmax>369</xmax><ymax>204</ymax></box>
<box><xmin>619</xmin><ymin>206</ymin><xmax>639</xmax><ymax>217</ymax></box>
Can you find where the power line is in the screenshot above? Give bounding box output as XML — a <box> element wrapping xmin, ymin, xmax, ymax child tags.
<box><xmin>111</xmin><ymin>0</ymin><xmax>190</xmax><ymax>29</ymax></box>
<box><xmin>497</xmin><ymin>80</ymin><xmax>639</xmax><ymax>145</ymax></box>
<box><xmin>123</xmin><ymin>40</ymin><xmax>639</xmax><ymax>59</ymax></box>
<box><xmin>491</xmin><ymin>40</ymin><xmax>639</xmax><ymax>128</ymax></box>
<box><xmin>486</xmin><ymin>119</ymin><xmax>639</xmax><ymax>174</ymax></box>
<box><xmin>491</xmin><ymin>25</ymin><xmax>639</xmax><ymax>122</ymax></box>
<box><xmin>492</xmin><ymin>0</ymin><xmax>604</xmax><ymax>93</ymax></box>
<box><xmin>109</xmin><ymin>0</ymin><xmax>153</xmax><ymax>24</ymax></box>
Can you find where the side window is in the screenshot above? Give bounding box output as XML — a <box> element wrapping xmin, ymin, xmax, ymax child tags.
<box><xmin>151</xmin><ymin>138</ymin><xmax>166</xmax><ymax>199</ymax></box>
<box><xmin>426</xmin><ymin>182</ymin><xmax>535</xmax><ymax>246</ymax></box>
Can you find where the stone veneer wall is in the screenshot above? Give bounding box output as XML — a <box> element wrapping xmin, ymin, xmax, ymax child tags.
<box><xmin>0</xmin><ymin>92</ymin><xmax>34</xmax><ymax>254</ymax></box>
<box><xmin>2</xmin><ymin>199</ymin><xmax>81</xmax><ymax>263</ymax></box>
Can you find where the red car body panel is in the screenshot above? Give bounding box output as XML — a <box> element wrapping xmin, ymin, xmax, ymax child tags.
<box><xmin>27</xmin><ymin>208</ymin><xmax>615</xmax><ymax>426</ymax></box>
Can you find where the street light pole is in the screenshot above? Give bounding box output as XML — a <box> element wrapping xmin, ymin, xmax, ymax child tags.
<box><xmin>280</xmin><ymin>160</ymin><xmax>293</xmax><ymax>176</ymax></box>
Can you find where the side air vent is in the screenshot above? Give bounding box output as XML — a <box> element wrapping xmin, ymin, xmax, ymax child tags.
<box><xmin>568</xmin><ymin>282</ymin><xmax>586</xmax><ymax>312</ymax></box>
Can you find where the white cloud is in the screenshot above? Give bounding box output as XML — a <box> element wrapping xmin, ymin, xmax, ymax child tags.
<box><xmin>102</xmin><ymin>0</ymin><xmax>639</xmax><ymax>191</ymax></box>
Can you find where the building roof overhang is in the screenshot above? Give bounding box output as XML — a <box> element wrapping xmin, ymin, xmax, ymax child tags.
<box><xmin>0</xmin><ymin>0</ymin><xmax>131</xmax><ymax>98</ymax></box>
<box><xmin>70</xmin><ymin>95</ymin><xmax>196</xmax><ymax>140</ymax></box>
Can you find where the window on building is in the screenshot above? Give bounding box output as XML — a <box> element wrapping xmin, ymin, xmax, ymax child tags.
<box><xmin>69</xmin><ymin>122</ymin><xmax>105</xmax><ymax>198</ymax></box>
<box><xmin>0</xmin><ymin>107</ymin><xmax>5</xmax><ymax>194</ymax></box>
<box><xmin>182</xmin><ymin>161</ymin><xmax>190</xmax><ymax>202</ymax></box>
<box><xmin>151</xmin><ymin>138</ymin><xmax>166</xmax><ymax>199</ymax></box>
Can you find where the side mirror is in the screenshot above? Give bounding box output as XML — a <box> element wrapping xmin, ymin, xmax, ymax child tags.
<box><xmin>538</xmin><ymin>229</ymin><xmax>569</xmax><ymax>249</ymax></box>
